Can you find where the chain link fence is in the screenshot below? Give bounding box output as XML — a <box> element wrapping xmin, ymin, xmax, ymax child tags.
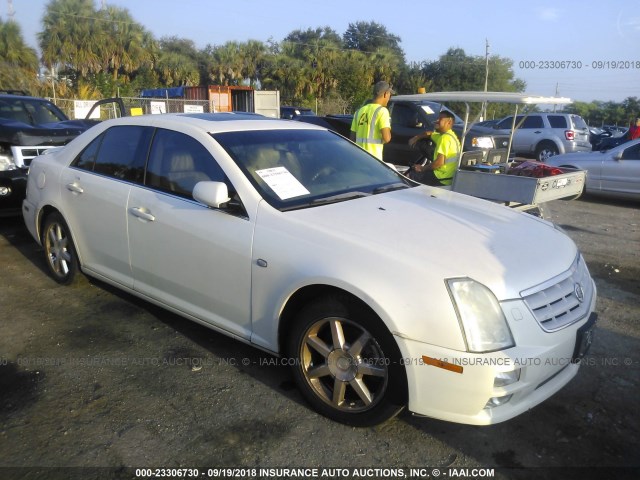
<box><xmin>49</xmin><ymin>97</ymin><xmax>214</xmax><ymax>120</ymax></box>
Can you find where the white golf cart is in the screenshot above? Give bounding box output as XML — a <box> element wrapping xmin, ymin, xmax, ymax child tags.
<box><xmin>394</xmin><ymin>92</ymin><xmax>586</xmax><ymax>216</ymax></box>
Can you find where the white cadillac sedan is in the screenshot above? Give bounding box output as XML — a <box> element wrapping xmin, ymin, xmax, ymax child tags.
<box><xmin>23</xmin><ymin>113</ymin><xmax>597</xmax><ymax>427</ymax></box>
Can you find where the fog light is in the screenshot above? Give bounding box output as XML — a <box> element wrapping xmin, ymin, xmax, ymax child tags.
<box><xmin>485</xmin><ymin>394</ymin><xmax>513</xmax><ymax>409</ymax></box>
<box><xmin>0</xmin><ymin>186</ymin><xmax>11</xmax><ymax>196</ymax></box>
<box><xmin>494</xmin><ymin>369</ymin><xmax>520</xmax><ymax>388</ymax></box>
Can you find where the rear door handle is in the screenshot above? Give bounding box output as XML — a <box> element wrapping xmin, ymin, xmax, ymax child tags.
<box><xmin>129</xmin><ymin>207</ymin><xmax>155</xmax><ymax>222</ymax></box>
<box><xmin>65</xmin><ymin>182</ymin><xmax>84</xmax><ymax>194</ymax></box>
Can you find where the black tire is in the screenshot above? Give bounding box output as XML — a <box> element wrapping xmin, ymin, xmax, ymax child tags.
<box><xmin>535</xmin><ymin>142</ymin><xmax>559</xmax><ymax>162</ymax></box>
<box><xmin>287</xmin><ymin>294</ymin><xmax>407</xmax><ymax>427</ymax></box>
<box><xmin>41</xmin><ymin>212</ymin><xmax>80</xmax><ymax>285</ymax></box>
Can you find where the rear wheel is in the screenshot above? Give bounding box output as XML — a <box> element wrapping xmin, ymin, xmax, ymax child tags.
<box><xmin>287</xmin><ymin>295</ymin><xmax>406</xmax><ymax>426</ymax></box>
<box><xmin>535</xmin><ymin>142</ymin><xmax>559</xmax><ymax>162</ymax></box>
<box><xmin>41</xmin><ymin>212</ymin><xmax>80</xmax><ymax>285</ymax></box>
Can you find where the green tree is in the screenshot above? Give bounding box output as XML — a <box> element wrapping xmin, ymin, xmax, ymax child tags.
<box><xmin>423</xmin><ymin>48</ymin><xmax>525</xmax><ymax>117</ymax></box>
<box><xmin>97</xmin><ymin>6</ymin><xmax>156</xmax><ymax>93</ymax></box>
<box><xmin>283</xmin><ymin>27</ymin><xmax>342</xmax><ymax>58</ymax></box>
<box><xmin>0</xmin><ymin>18</ymin><xmax>39</xmax><ymax>92</ymax></box>
<box><xmin>39</xmin><ymin>0</ymin><xmax>102</xmax><ymax>79</ymax></box>
<box><xmin>342</xmin><ymin>21</ymin><xmax>404</xmax><ymax>60</ymax></box>
<box><xmin>156</xmin><ymin>36</ymin><xmax>200</xmax><ymax>87</ymax></box>
<box><xmin>205</xmin><ymin>41</ymin><xmax>245</xmax><ymax>85</ymax></box>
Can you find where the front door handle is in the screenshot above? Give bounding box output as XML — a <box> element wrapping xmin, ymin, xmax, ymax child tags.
<box><xmin>65</xmin><ymin>182</ymin><xmax>84</xmax><ymax>194</ymax></box>
<box><xmin>129</xmin><ymin>207</ymin><xmax>155</xmax><ymax>222</ymax></box>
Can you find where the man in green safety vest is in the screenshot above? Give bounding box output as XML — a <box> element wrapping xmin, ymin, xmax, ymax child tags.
<box><xmin>350</xmin><ymin>81</ymin><xmax>394</xmax><ymax>161</ymax></box>
<box><xmin>408</xmin><ymin>111</ymin><xmax>461</xmax><ymax>186</ymax></box>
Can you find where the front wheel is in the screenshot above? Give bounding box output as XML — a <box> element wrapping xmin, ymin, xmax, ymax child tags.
<box><xmin>287</xmin><ymin>295</ymin><xmax>406</xmax><ymax>426</ymax></box>
<box><xmin>41</xmin><ymin>212</ymin><xmax>80</xmax><ymax>285</ymax></box>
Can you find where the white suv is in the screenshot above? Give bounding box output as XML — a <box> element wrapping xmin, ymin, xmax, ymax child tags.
<box><xmin>495</xmin><ymin>113</ymin><xmax>592</xmax><ymax>161</ymax></box>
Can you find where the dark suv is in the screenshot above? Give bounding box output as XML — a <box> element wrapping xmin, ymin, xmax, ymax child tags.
<box><xmin>384</xmin><ymin>97</ymin><xmax>511</xmax><ymax>166</ymax></box>
<box><xmin>280</xmin><ymin>106</ymin><xmax>316</xmax><ymax>120</ymax></box>
<box><xmin>493</xmin><ymin>113</ymin><xmax>591</xmax><ymax>162</ymax></box>
<box><xmin>0</xmin><ymin>93</ymin><xmax>125</xmax><ymax>213</ymax></box>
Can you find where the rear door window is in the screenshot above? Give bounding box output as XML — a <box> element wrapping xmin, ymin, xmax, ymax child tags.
<box><xmin>521</xmin><ymin>116</ymin><xmax>544</xmax><ymax>128</ymax></box>
<box><xmin>571</xmin><ymin>115</ymin><xmax>589</xmax><ymax>130</ymax></box>
<box><xmin>548</xmin><ymin>116</ymin><xmax>568</xmax><ymax>129</ymax></box>
<box><xmin>72</xmin><ymin>125</ymin><xmax>152</xmax><ymax>183</ymax></box>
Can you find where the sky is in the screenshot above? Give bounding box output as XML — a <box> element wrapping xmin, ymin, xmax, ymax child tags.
<box><xmin>4</xmin><ymin>0</ymin><xmax>640</xmax><ymax>104</ymax></box>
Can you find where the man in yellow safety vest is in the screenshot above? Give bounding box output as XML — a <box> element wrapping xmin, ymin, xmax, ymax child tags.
<box><xmin>408</xmin><ymin>111</ymin><xmax>461</xmax><ymax>186</ymax></box>
<box><xmin>350</xmin><ymin>81</ymin><xmax>394</xmax><ymax>161</ymax></box>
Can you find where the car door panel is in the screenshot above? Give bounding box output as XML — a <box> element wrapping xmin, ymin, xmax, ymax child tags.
<box><xmin>58</xmin><ymin>125</ymin><xmax>151</xmax><ymax>287</ymax></box>
<box><xmin>127</xmin><ymin>188</ymin><xmax>254</xmax><ymax>339</ymax></box>
<box><xmin>60</xmin><ymin>169</ymin><xmax>132</xmax><ymax>286</ymax></box>
<box><xmin>127</xmin><ymin>127</ymin><xmax>254</xmax><ymax>338</ymax></box>
<box><xmin>600</xmin><ymin>144</ymin><xmax>640</xmax><ymax>194</ymax></box>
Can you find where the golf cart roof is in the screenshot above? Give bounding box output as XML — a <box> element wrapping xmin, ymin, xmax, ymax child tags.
<box><xmin>393</xmin><ymin>91</ymin><xmax>573</xmax><ymax>105</ymax></box>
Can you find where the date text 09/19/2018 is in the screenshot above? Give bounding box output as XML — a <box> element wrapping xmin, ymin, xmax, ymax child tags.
<box><xmin>518</xmin><ymin>60</ymin><xmax>639</xmax><ymax>69</ymax></box>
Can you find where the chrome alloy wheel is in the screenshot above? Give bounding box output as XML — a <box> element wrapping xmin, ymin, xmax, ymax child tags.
<box><xmin>45</xmin><ymin>222</ymin><xmax>72</xmax><ymax>277</ymax></box>
<box><xmin>42</xmin><ymin>213</ymin><xmax>78</xmax><ymax>284</ymax></box>
<box><xmin>299</xmin><ymin>317</ymin><xmax>389</xmax><ymax>413</ymax></box>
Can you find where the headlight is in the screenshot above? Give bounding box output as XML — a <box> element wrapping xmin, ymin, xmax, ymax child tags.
<box><xmin>0</xmin><ymin>153</ymin><xmax>17</xmax><ymax>171</ymax></box>
<box><xmin>447</xmin><ymin>278</ymin><xmax>515</xmax><ymax>353</ymax></box>
<box><xmin>471</xmin><ymin>136</ymin><xmax>494</xmax><ymax>149</ymax></box>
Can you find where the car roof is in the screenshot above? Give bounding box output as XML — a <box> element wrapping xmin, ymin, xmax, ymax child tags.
<box><xmin>100</xmin><ymin>112</ymin><xmax>326</xmax><ymax>134</ymax></box>
<box><xmin>393</xmin><ymin>91</ymin><xmax>573</xmax><ymax>105</ymax></box>
<box><xmin>0</xmin><ymin>93</ymin><xmax>55</xmax><ymax>102</ymax></box>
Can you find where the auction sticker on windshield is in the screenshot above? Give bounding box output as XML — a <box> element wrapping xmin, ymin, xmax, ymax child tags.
<box><xmin>255</xmin><ymin>167</ymin><xmax>310</xmax><ymax>200</ymax></box>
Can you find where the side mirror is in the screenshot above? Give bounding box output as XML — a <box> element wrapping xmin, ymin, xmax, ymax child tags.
<box><xmin>613</xmin><ymin>151</ymin><xmax>623</xmax><ymax>161</ymax></box>
<box><xmin>193</xmin><ymin>181</ymin><xmax>231</xmax><ymax>208</ymax></box>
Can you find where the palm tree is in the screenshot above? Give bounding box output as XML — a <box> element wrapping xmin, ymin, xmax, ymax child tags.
<box><xmin>98</xmin><ymin>6</ymin><xmax>156</xmax><ymax>90</ymax></box>
<box><xmin>39</xmin><ymin>0</ymin><xmax>102</xmax><ymax>79</ymax></box>
<box><xmin>0</xmin><ymin>19</ymin><xmax>39</xmax><ymax>91</ymax></box>
<box><xmin>207</xmin><ymin>42</ymin><xmax>244</xmax><ymax>85</ymax></box>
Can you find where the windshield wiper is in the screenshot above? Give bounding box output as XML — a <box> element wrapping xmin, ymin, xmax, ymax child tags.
<box><xmin>310</xmin><ymin>191</ymin><xmax>370</xmax><ymax>206</ymax></box>
<box><xmin>372</xmin><ymin>183</ymin><xmax>410</xmax><ymax>194</ymax></box>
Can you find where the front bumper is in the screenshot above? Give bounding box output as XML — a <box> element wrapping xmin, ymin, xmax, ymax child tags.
<box><xmin>397</xmin><ymin>308</ymin><xmax>597</xmax><ymax>426</ymax></box>
<box><xmin>0</xmin><ymin>168</ymin><xmax>28</xmax><ymax>214</ymax></box>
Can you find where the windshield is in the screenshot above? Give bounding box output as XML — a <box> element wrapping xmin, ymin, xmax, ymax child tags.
<box><xmin>213</xmin><ymin>129</ymin><xmax>412</xmax><ymax>210</ymax></box>
<box><xmin>419</xmin><ymin>103</ymin><xmax>465</xmax><ymax>125</ymax></box>
<box><xmin>0</xmin><ymin>98</ymin><xmax>68</xmax><ymax>125</ymax></box>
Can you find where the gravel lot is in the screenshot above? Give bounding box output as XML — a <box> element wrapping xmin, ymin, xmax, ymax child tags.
<box><xmin>0</xmin><ymin>194</ymin><xmax>638</xmax><ymax>480</ymax></box>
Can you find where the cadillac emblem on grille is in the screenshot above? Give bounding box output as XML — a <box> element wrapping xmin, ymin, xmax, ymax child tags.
<box><xmin>574</xmin><ymin>283</ymin><xmax>585</xmax><ymax>303</ymax></box>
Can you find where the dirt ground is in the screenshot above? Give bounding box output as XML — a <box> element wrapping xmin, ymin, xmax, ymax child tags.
<box><xmin>0</xmin><ymin>194</ymin><xmax>638</xmax><ymax>480</ymax></box>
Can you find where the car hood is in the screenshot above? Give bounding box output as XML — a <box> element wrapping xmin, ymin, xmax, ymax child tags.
<box><xmin>0</xmin><ymin>118</ymin><xmax>91</xmax><ymax>146</ymax></box>
<box><xmin>288</xmin><ymin>186</ymin><xmax>576</xmax><ymax>300</ymax></box>
<box><xmin>547</xmin><ymin>150</ymin><xmax>608</xmax><ymax>164</ymax></box>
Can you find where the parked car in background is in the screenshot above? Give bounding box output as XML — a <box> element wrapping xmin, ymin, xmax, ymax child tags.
<box><xmin>0</xmin><ymin>92</ymin><xmax>125</xmax><ymax>213</ymax></box>
<box><xmin>493</xmin><ymin>113</ymin><xmax>591</xmax><ymax>162</ymax></box>
<box><xmin>293</xmin><ymin>113</ymin><xmax>352</xmax><ymax>138</ymax></box>
<box><xmin>280</xmin><ymin>105</ymin><xmax>316</xmax><ymax>119</ymax></box>
<box><xmin>593</xmin><ymin>128</ymin><xmax>631</xmax><ymax>151</ymax></box>
<box><xmin>23</xmin><ymin>112</ymin><xmax>597</xmax><ymax>427</ymax></box>
<box><xmin>546</xmin><ymin>138</ymin><xmax>640</xmax><ymax>200</ymax></box>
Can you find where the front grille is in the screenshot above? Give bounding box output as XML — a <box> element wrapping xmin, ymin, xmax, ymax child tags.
<box><xmin>521</xmin><ymin>255</ymin><xmax>594</xmax><ymax>332</ymax></box>
<box><xmin>10</xmin><ymin>145</ymin><xmax>58</xmax><ymax>168</ymax></box>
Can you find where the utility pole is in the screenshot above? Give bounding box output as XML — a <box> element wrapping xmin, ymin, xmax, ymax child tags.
<box><xmin>481</xmin><ymin>39</ymin><xmax>490</xmax><ymax>121</ymax></box>
<box><xmin>8</xmin><ymin>0</ymin><xmax>15</xmax><ymax>20</ymax></box>
<box><xmin>553</xmin><ymin>83</ymin><xmax>559</xmax><ymax>112</ymax></box>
